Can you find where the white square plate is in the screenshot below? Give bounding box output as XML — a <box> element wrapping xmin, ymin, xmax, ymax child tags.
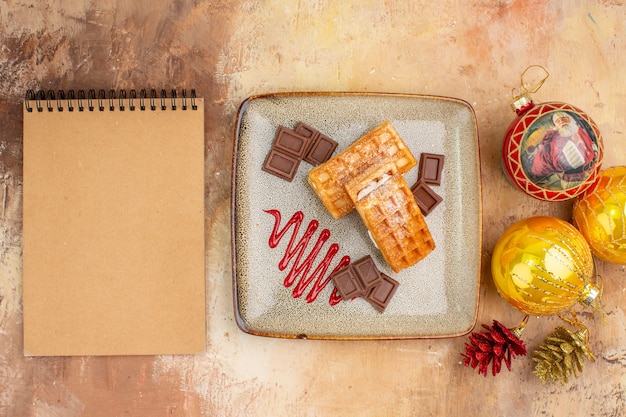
<box><xmin>232</xmin><ymin>92</ymin><xmax>482</xmax><ymax>339</ymax></box>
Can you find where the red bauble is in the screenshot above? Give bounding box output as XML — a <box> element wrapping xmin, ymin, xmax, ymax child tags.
<box><xmin>502</xmin><ymin>96</ymin><xmax>603</xmax><ymax>201</ymax></box>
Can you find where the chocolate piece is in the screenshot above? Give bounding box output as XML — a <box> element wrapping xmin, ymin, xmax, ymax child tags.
<box><xmin>262</xmin><ymin>149</ymin><xmax>301</xmax><ymax>182</ymax></box>
<box><xmin>273</xmin><ymin>126</ymin><xmax>312</xmax><ymax>159</ymax></box>
<box><xmin>294</xmin><ymin>122</ymin><xmax>318</xmax><ymax>139</ymax></box>
<box><xmin>365</xmin><ymin>273</ymin><xmax>399</xmax><ymax>312</ymax></box>
<box><xmin>304</xmin><ymin>133</ymin><xmax>338</xmax><ymax>166</ymax></box>
<box><xmin>295</xmin><ymin>121</ymin><xmax>338</xmax><ymax>166</ymax></box>
<box><xmin>351</xmin><ymin>255</ymin><xmax>382</xmax><ymax>288</ymax></box>
<box><xmin>330</xmin><ymin>265</ymin><xmax>365</xmax><ymax>300</ymax></box>
<box><xmin>418</xmin><ymin>153</ymin><xmax>445</xmax><ymax>185</ymax></box>
<box><xmin>411</xmin><ymin>180</ymin><xmax>443</xmax><ymax>215</ymax></box>
<box><xmin>331</xmin><ymin>256</ymin><xmax>401</xmax><ymax>312</ymax></box>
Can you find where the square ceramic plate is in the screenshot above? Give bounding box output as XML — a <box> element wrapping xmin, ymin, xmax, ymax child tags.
<box><xmin>232</xmin><ymin>92</ymin><xmax>481</xmax><ymax>339</ymax></box>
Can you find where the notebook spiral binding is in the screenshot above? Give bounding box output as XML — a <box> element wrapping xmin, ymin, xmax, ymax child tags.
<box><xmin>24</xmin><ymin>89</ymin><xmax>198</xmax><ymax>113</ymax></box>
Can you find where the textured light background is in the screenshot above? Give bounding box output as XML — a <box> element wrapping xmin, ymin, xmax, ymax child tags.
<box><xmin>1</xmin><ymin>1</ymin><xmax>625</xmax><ymax>416</ymax></box>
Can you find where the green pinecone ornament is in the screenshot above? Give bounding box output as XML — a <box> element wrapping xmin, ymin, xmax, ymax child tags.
<box><xmin>532</xmin><ymin>326</ymin><xmax>595</xmax><ymax>384</ymax></box>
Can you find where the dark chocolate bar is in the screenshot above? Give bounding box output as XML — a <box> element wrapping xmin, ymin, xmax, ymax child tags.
<box><xmin>365</xmin><ymin>273</ymin><xmax>399</xmax><ymax>312</ymax></box>
<box><xmin>262</xmin><ymin>149</ymin><xmax>301</xmax><ymax>182</ymax></box>
<box><xmin>351</xmin><ymin>255</ymin><xmax>382</xmax><ymax>288</ymax></box>
<box><xmin>304</xmin><ymin>133</ymin><xmax>338</xmax><ymax>166</ymax></box>
<box><xmin>418</xmin><ymin>153</ymin><xmax>445</xmax><ymax>185</ymax></box>
<box><xmin>330</xmin><ymin>265</ymin><xmax>365</xmax><ymax>300</ymax></box>
<box><xmin>411</xmin><ymin>179</ymin><xmax>443</xmax><ymax>215</ymax></box>
<box><xmin>331</xmin><ymin>255</ymin><xmax>399</xmax><ymax>312</ymax></box>
<box><xmin>263</xmin><ymin>122</ymin><xmax>338</xmax><ymax>181</ymax></box>
<box><xmin>273</xmin><ymin>126</ymin><xmax>312</xmax><ymax>159</ymax></box>
<box><xmin>294</xmin><ymin>121</ymin><xmax>338</xmax><ymax>166</ymax></box>
<box><xmin>294</xmin><ymin>122</ymin><xmax>319</xmax><ymax>139</ymax></box>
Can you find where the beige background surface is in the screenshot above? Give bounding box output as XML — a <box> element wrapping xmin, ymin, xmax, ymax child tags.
<box><xmin>1</xmin><ymin>1</ymin><xmax>625</xmax><ymax>416</ymax></box>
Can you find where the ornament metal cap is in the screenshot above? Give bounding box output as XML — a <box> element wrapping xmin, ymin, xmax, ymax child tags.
<box><xmin>579</xmin><ymin>282</ymin><xmax>600</xmax><ymax>307</ymax></box>
<box><xmin>511</xmin><ymin>92</ymin><xmax>533</xmax><ymax>114</ymax></box>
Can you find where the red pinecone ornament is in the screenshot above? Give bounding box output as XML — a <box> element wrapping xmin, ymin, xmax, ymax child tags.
<box><xmin>462</xmin><ymin>320</ymin><xmax>527</xmax><ymax>376</ymax></box>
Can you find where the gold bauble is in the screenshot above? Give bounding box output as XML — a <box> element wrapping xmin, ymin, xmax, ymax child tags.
<box><xmin>573</xmin><ymin>166</ymin><xmax>626</xmax><ymax>264</ymax></box>
<box><xmin>492</xmin><ymin>216</ymin><xmax>599</xmax><ymax>316</ymax></box>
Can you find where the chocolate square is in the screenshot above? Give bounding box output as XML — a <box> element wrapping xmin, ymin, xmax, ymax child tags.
<box><xmin>411</xmin><ymin>180</ymin><xmax>443</xmax><ymax>215</ymax></box>
<box><xmin>262</xmin><ymin>149</ymin><xmax>301</xmax><ymax>182</ymax></box>
<box><xmin>418</xmin><ymin>153</ymin><xmax>445</xmax><ymax>185</ymax></box>
<box><xmin>365</xmin><ymin>273</ymin><xmax>399</xmax><ymax>313</ymax></box>
<box><xmin>273</xmin><ymin>126</ymin><xmax>312</xmax><ymax>159</ymax></box>
<box><xmin>351</xmin><ymin>255</ymin><xmax>382</xmax><ymax>289</ymax></box>
<box><xmin>330</xmin><ymin>265</ymin><xmax>365</xmax><ymax>300</ymax></box>
<box><xmin>294</xmin><ymin>122</ymin><xmax>319</xmax><ymax>139</ymax></box>
<box><xmin>304</xmin><ymin>134</ymin><xmax>338</xmax><ymax>166</ymax></box>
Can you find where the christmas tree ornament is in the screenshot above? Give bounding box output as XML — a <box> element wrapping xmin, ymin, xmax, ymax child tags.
<box><xmin>572</xmin><ymin>166</ymin><xmax>626</xmax><ymax>264</ymax></box>
<box><xmin>461</xmin><ymin>317</ymin><xmax>528</xmax><ymax>376</ymax></box>
<box><xmin>501</xmin><ymin>65</ymin><xmax>604</xmax><ymax>201</ymax></box>
<box><xmin>491</xmin><ymin>216</ymin><xmax>601</xmax><ymax>316</ymax></box>
<box><xmin>532</xmin><ymin>326</ymin><xmax>595</xmax><ymax>384</ymax></box>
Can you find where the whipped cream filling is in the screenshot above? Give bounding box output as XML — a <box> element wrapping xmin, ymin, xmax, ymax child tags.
<box><xmin>356</xmin><ymin>173</ymin><xmax>391</xmax><ymax>201</ymax></box>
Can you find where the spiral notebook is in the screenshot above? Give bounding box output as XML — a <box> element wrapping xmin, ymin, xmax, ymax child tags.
<box><xmin>22</xmin><ymin>89</ymin><xmax>206</xmax><ymax>356</ymax></box>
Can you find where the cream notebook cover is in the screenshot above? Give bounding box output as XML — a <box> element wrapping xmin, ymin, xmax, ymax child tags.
<box><xmin>22</xmin><ymin>89</ymin><xmax>205</xmax><ymax>356</ymax></box>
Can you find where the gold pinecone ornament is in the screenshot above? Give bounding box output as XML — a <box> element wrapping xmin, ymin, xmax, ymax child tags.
<box><xmin>532</xmin><ymin>326</ymin><xmax>595</xmax><ymax>384</ymax></box>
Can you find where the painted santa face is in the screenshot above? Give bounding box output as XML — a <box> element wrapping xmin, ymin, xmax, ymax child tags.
<box><xmin>553</xmin><ymin>113</ymin><xmax>577</xmax><ymax>137</ymax></box>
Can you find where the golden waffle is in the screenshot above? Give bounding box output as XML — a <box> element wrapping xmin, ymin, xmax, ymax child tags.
<box><xmin>307</xmin><ymin>120</ymin><xmax>417</xmax><ymax>219</ymax></box>
<box><xmin>346</xmin><ymin>163</ymin><xmax>435</xmax><ymax>273</ymax></box>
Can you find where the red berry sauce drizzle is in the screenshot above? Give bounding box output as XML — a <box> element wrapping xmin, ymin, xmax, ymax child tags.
<box><xmin>264</xmin><ymin>209</ymin><xmax>351</xmax><ymax>306</ymax></box>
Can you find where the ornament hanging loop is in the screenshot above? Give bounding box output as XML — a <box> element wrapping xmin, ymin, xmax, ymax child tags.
<box><xmin>557</xmin><ymin>309</ymin><xmax>587</xmax><ymax>330</ymax></box>
<box><xmin>520</xmin><ymin>65</ymin><xmax>550</xmax><ymax>95</ymax></box>
<box><xmin>510</xmin><ymin>65</ymin><xmax>549</xmax><ymax>114</ymax></box>
<box><xmin>512</xmin><ymin>315</ymin><xmax>529</xmax><ymax>339</ymax></box>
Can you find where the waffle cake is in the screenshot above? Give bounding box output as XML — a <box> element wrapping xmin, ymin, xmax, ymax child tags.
<box><xmin>345</xmin><ymin>162</ymin><xmax>436</xmax><ymax>273</ymax></box>
<box><xmin>307</xmin><ymin>120</ymin><xmax>417</xmax><ymax>219</ymax></box>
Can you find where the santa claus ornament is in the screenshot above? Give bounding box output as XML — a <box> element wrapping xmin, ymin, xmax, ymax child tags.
<box><xmin>502</xmin><ymin>66</ymin><xmax>604</xmax><ymax>201</ymax></box>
